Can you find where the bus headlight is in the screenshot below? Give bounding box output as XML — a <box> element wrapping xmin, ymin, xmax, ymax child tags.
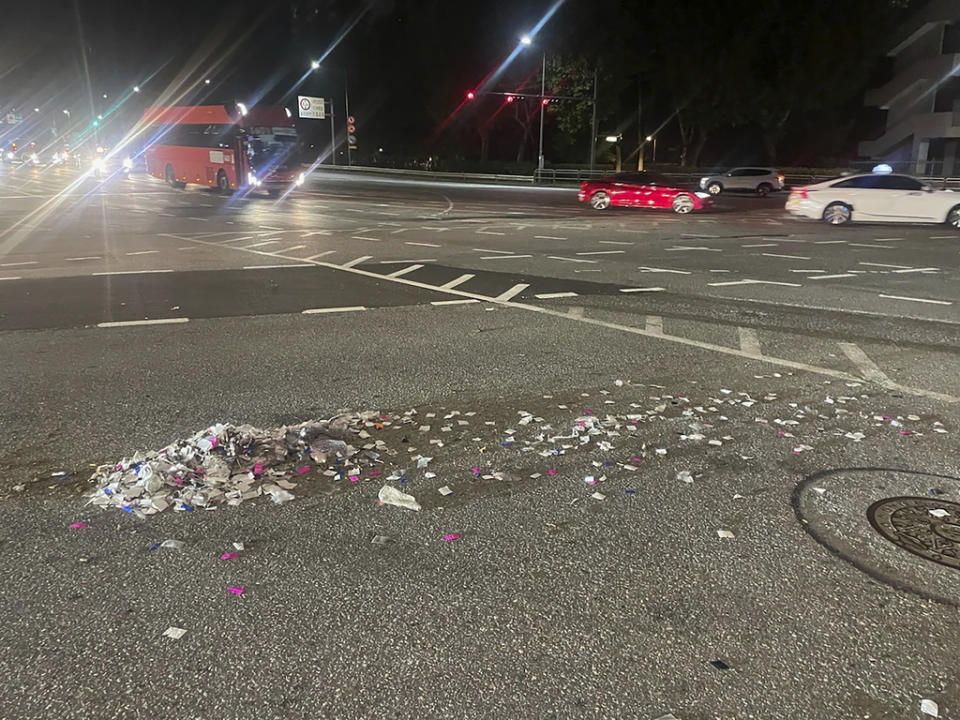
<box><xmin>296</xmin><ymin>172</ymin><xmax>305</xmax><ymax>186</ymax></box>
<box><xmin>92</xmin><ymin>158</ymin><xmax>105</xmax><ymax>171</ymax></box>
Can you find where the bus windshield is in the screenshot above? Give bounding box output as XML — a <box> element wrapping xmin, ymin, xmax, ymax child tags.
<box><xmin>246</xmin><ymin>126</ymin><xmax>298</xmax><ymax>172</ymax></box>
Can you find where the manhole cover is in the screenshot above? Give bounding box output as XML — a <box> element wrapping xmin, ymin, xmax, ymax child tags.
<box><xmin>867</xmin><ymin>497</ymin><xmax>960</xmax><ymax>571</ymax></box>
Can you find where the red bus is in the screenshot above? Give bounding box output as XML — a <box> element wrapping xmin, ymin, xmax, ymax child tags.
<box><xmin>141</xmin><ymin>104</ymin><xmax>305</xmax><ymax>195</ymax></box>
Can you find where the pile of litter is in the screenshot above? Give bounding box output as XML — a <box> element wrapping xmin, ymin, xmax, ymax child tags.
<box><xmin>87</xmin><ymin>413</ymin><xmax>380</xmax><ymax>517</ymax></box>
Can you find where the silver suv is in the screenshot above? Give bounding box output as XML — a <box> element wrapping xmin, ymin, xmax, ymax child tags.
<box><xmin>699</xmin><ymin>167</ymin><xmax>784</xmax><ymax>196</ymax></box>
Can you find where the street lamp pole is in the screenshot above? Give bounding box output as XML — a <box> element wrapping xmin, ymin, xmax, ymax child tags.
<box><xmin>589</xmin><ymin>66</ymin><xmax>598</xmax><ymax>171</ymax></box>
<box><xmin>537</xmin><ymin>49</ymin><xmax>546</xmax><ymax>171</ymax></box>
<box><xmin>344</xmin><ymin>71</ymin><xmax>352</xmax><ymax>167</ymax></box>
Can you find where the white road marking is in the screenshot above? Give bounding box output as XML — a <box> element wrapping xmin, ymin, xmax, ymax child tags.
<box><xmin>742</xmin><ymin>243</ymin><xmax>778</xmax><ymax>248</ymax></box>
<box><xmin>928</xmin><ymin>235</ymin><xmax>957</xmax><ymax>239</ymax></box>
<box><xmin>259</xmin><ymin>225</ymin><xmax>283</xmax><ymax>230</ymax></box>
<box><xmin>646</xmin><ymin>315</ymin><xmax>663</xmax><ymax>334</ymax></box>
<box><xmin>809</xmin><ymin>273</ymin><xmax>856</xmax><ymax>280</ymax></box>
<box><xmin>0</xmin><ymin>276</ymin><xmax>21</xmax><ymax>281</ymax></box>
<box><xmin>377</xmin><ymin>259</ymin><xmax>436</xmax><ymax>264</ymax></box>
<box><xmin>892</xmin><ymin>267</ymin><xmax>940</xmax><ymax>274</ymax></box>
<box><xmin>302</xmin><ymin>306</ymin><xmax>367</xmax><ymax>314</ymax></box>
<box><xmin>246</xmin><ymin>240</ymin><xmax>280</xmax><ymax>248</ymax></box>
<box><xmin>813</xmin><ymin>240</ymin><xmax>846</xmax><ymax>244</ymax></box>
<box><xmin>481</xmin><ymin>254</ymin><xmax>533</xmax><ymax>260</ymax></box>
<box><xmin>352</xmin><ymin>236</ymin><xmax>381</xmax><ymax>242</ymax></box>
<box><xmin>301</xmin><ymin>230</ymin><xmax>332</xmax><ymax>237</ymax></box>
<box><xmin>387</xmin><ymin>264</ymin><xmax>424</xmax><ymax>278</ymax></box>
<box><xmin>476</xmin><ymin>230</ymin><xmax>506</xmax><ymax>235</ymax></box>
<box><xmin>599</xmin><ymin>240</ymin><xmax>633</xmax><ymax>245</ymax></box>
<box><xmin>187</xmin><ymin>217</ymin><xmax>209</xmax><ymax>222</ymax></box>
<box><xmin>431</xmin><ymin>299</ymin><xmax>479</xmax><ymax>306</ymax></box>
<box><xmin>274</xmin><ymin>245</ymin><xmax>307</xmax><ymax>254</ymax></box>
<box><xmin>738</xmin><ymin>327</ymin><xmax>762</xmax><ymax>355</ymax></box>
<box><xmin>342</xmin><ymin>255</ymin><xmax>373</xmax><ymax>268</ymax></box>
<box><xmin>92</xmin><ymin>269</ymin><xmax>174</xmax><ymax>276</ymax></box>
<box><xmin>441</xmin><ymin>274</ymin><xmax>475</xmax><ymax>289</ymax></box>
<box><xmin>305</xmin><ymin>251</ymin><xmax>336</xmax><ymax>260</ymax></box>
<box><xmin>859</xmin><ymin>262</ymin><xmax>911</xmax><ymax>269</ymax></box>
<box><xmin>535</xmin><ymin>291</ymin><xmax>579</xmax><ymax>299</ymax></box>
<box><xmin>761</xmin><ymin>252</ymin><xmax>810</xmax><ymax>260</ymax></box>
<box><xmin>125</xmin><ymin>250</ymin><xmax>159</xmax><ymax>256</ymax></box>
<box><xmin>535</xmin><ymin>235</ymin><xmax>567</xmax><ymax>240</ymax></box>
<box><xmin>708</xmin><ymin>278</ymin><xmax>802</xmax><ymax>287</ymax></box>
<box><xmin>242</xmin><ymin>263</ymin><xmax>311</xmax><ymax>270</ymax></box>
<box><xmin>788</xmin><ymin>269</ymin><xmax>827</xmax><ymax>273</ymax></box>
<box><xmin>474</xmin><ymin>248</ymin><xmax>515</xmax><ymax>254</ymax></box>
<box><xmin>681</xmin><ymin>233</ymin><xmax>719</xmax><ymax>238</ymax></box>
<box><xmin>849</xmin><ymin>242</ymin><xmax>891</xmax><ymax>249</ymax></box>
<box><xmin>0</xmin><ymin>260</ymin><xmax>38</xmax><ymax>267</ymax></box>
<box><xmin>878</xmin><ymin>294</ymin><xmax>953</xmax><ymax>306</ymax></box>
<box><xmin>619</xmin><ymin>287</ymin><xmax>664</xmax><ymax>293</ymax></box>
<box><xmin>839</xmin><ymin>343</ymin><xmax>891</xmax><ymax>384</ymax></box>
<box><xmin>98</xmin><ymin>318</ymin><xmax>189</xmax><ymax>328</ymax></box>
<box><xmin>495</xmin><ymin>283</ymin><xmax>529</xmax><ymax>302</ymax></box>
<box><xmin>666</xmin><ymin>246</ymin><xmax>721</xmax><ymax>252</ymax></box>
<box><xmin>178</xmin><ymin>247</ymin><xmax>199</xmax><ymax>251</ymax></box>
<box><xmin>219</xmin><ymin>236</ymin><xmax>253</xmax><ymax>244</ymax></box>
<box><xmin>638</xmin><ymin>266</ymin><xmax>691</xmax><ymax>274</ymax></box>
<box><xmin>65</xmin><ymin>256</ymin><xmax>102</xmax><ymax>261</ymax></box>
<box><xmin>405</xmin><ymin>241</ymin><xmax>442</xmax><ymax>247</ymax></box>
<box><xmin>873</xmin><ymin>237</ymin><xmax>903</xmax><ymax>241</ymax></box>
<box><xmin>548</xmin><ymin>256</ymin><xmax>597</xmax><ymax>264</ymax></box>
<box><xmin>576</xmin><ymin>250</ymin><xmax>625</xmax><ymax>256</ymax></box>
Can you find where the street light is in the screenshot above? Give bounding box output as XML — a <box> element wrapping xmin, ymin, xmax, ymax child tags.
<box><xmin>102</xmin><ymin>93</ymin><xmax>108</xmax><ymax>99</ymax></box>
<box><xmin>520</xmin><ymin>34</ymin><xmax>532</xmax><ymax>45</ymax></box>
<box><xmin>311</xmin><ymin>60</ymin><xmax>320</xmax><ymax>70</ymax></box>
<box><xmin>133</xmin><ymin>86</ymin><xmax>140</xmax><ymax>93</ymax></box>
<box><xmin>605</xmin><ymin>135</ymin><xmax>619</xmax><ymax>142</ymax></box>
<box><xmin>646</xmin><ymin>134</ymin><xmax>657</xmax><ymax>163</ymax></box>
<box><xmin>519</xmin><ymin>32</ymin><xmax>547</xmax><ymax>170</ymax></box>
<box><xmin>33</xmin><ymin>108</ymin><xmax>39</xmax><ymax>113</ymax></box>
<box><xmin>62</xmin><ymin>109</ymin><xmax>71</xmax><ymax>119</ymax></box>
<box><xmin>606</xmin><ymin>134</ymin><xmax>623</xmax><ymax>172</ymax></box>
<box><xmin>204</xmin><ymin>78</ymin><xmax>211</xmax><ymax>85</ymax></box>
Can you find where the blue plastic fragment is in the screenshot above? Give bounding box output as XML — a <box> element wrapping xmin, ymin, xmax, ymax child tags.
<box><xmin>604</xmin><ymin>461</ymin><xmax>613</xmax><ymax>467</ymax></box>
<box><xmin>182</xmin><ymin>504</ymin><xmax>194</xmax><ymax>512</ymax></box>
<box><xmin>103</xmin><ymin>488</ymin><xmax>112</xmax><ymax>495</ymax></box>
<box><xmin>148</xmin><ymin>542</ymin><xmax>161</xmax><ymax>551</ymax></box>
<box><xmin>121</xmin><ymin>505</ymin><xmax>133</xmax><ymax>513</ymax></box>
<box><xmin>500</xmin><ymin>441</ymin><xmax>512</xmax><ymax>447</ymax></box>
<box><xmin>623</xmin><ymin>489</ymin><xmax>636</xmax><ymax>494</ymax></box>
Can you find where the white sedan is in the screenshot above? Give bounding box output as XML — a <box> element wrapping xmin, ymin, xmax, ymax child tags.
<box><xmin>785</xmin><ymin>172</ymin><xmax>960</xmax><ymax>228</ymax></box>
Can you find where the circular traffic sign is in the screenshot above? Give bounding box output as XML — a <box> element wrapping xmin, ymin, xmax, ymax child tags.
<box><xmin>299</xmin><ymin>98</ymin><xmax>311</xmax><ymax>110</ymax></box>
<box><xmin>347</xmin><ymin>124</ymin><xmax>356</xmax><ymax>133</ymax></box>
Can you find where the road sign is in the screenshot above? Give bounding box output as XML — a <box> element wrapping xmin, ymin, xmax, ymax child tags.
<box><xmin>347</xmin><ymin>134</ymin><xmax>357</xmax><ymax>146</ymax></box>
<box><xmin>297</xmin><ymin>95</ymin><xmax>326</xmax><ymax>120</ymax></box>
<box><xmin>347</xmin><ymin>124</ymin><xmax>356</xmax><ymax>133</ymax></box>
<box><xmin>347</xmin><ymin>115</ymin><xmax>355</xmax><ymax>124</ymax></box>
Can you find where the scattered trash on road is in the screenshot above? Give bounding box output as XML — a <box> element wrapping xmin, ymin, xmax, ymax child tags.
<box><xmin>68</xmin><ymin>522</ymin><xmax>86</xmax><ymax>529</ymax></box>
<box><xmin>438</xmin><ymin>485</ymin><xmax>453</xmax><ymax>496</ymax></box>
<box><xmin>717</xmin><ymin>529</ymin><xmax>735</xmax><ymax>539</ymax></box>
<box><xmin>709</xmin><ymin>659</ymin><xmax>730</xmax><ymax>670</ymax></box>
<box><xmin>227</xmin><ymin>586</ymin><xmax>244</xmax><ymax>596</ymax></box>
<box><xmin>161</xmin><ymin>626</ymin><xmax>187</xmax><ymax>640</ymax></box>
<box><xmin>378</xmin><ymin>485</ymin><xmax>421</xmax><ymax>511</ymax></box>
<box><xmin>921</xmin><ymin>699</ymin><xmax>939</xmax><ymax>717</ymax></box>
<box><xmin>443</xmin><ymin>533</ymin><xmax>460</xmax><ymax>541</ymax></box>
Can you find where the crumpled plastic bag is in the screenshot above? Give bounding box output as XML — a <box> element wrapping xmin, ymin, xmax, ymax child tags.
<box><xmin>378</xmin><ymin>485</ymin><xmax>421</xmax><ymax>511</ymax></box>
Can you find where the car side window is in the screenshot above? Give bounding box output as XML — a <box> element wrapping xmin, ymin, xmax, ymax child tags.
<box><xmin>876</xmin><ymin>175</ymin><xmax>924</xmax><ymax>190</ymax></box>
<box><xmin>832</xmin><ymin>176</ymin><xmax>881</xmax><ymax>189</ymax></box>
<box><xmin>747</xmin><ymin>169</ymin><xmax>769</xmax><ymax>176</ymax></box>
<box><xmin>728</xmin><ymin>169</ymin><xmax>746</xmax><ymax>177</ymax></box>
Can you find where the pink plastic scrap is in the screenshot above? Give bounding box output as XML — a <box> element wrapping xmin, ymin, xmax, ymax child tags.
<box><xmin>69</xmin><ymin>522</ymin><xmax>87</xmax><ymax>529</ymax></box>
<box><xmin>349</xmin><ymin>475</ymin><xmax>359</xmax><ymax>483</ymax></box>
<box><xmin>227</xmin><ymin>586</ymin><xmax>244</xmax><ymax>595</ymax></box>
<box><xmin>547</xmin><ymin>468</ymin><xmax>557</xmax><ymax>475</ymax></box>
<box><xmin>444</xmin><ymin>533</ymin><xmax>460</xmax><ymax>541</ymax></box>
<box><xmin>220</xmin><ymin>553</ymin><xmax>238</xmax><ymax>560</ymax></box>
<box><xmin>297</xmin><ymin>466</ymin><xmax>311</xmax><ymax>474</ymax></box>
<box><xmin>253</xmin><ymin>463</ymin><xmax>263</xmax><ymax>475</ymax></box>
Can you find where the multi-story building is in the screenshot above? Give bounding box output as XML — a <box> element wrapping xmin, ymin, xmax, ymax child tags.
<box><xmin>859</xmin><ymin>0</ymin><xmax>960</xmax><ymax>175</ymax></box>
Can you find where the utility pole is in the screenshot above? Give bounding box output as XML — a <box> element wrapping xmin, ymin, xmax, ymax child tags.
<box><xmin>589</xmin><ymin>66</ymin><xmax>598</xmax><ymax>171</ymax></box>
<box><xmin>636</xmin><ymin>75</ymin><xmax>643</xmax><ymax>171</ymax></box>
<box><xmin>537</xmin><ymin>50</ymin><xmax>546</xmax><ymax>171</ymax></box>
<box><xmin>344</xmin><ymin>72</ymin><xmax>352</xmax><ymax>167</ymax></box>
<box><xmin>329</xmin><ymin>99</ymin><xmax>336</xmax><ymax>166</ymax></box>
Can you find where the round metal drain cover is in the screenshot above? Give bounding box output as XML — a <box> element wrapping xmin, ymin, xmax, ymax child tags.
<box><xmin>867</xmin><ymin>497</ymin><xmax>960</xmax><ymax>571</ymax></box>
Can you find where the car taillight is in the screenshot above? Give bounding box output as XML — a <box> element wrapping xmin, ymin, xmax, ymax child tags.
<box><xmin>581</xmin><ymin>182</ymin><xmax>588</xmax><ymax>190</ymax></box>
<box><xmin>792</xmin><ymin>188</ymin><xmax>808</xmax><ymax>199</ymax></box>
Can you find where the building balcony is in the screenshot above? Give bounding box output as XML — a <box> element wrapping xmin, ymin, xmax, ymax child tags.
<box><xmin>865</xmin><ymin>53</ymin><xmax>960</xmax><ymax>108</ymax></box>
<box><xmin>859</xmin><ymin>110</ymin><xmax>960</xmax><ymax>158</ymax></box>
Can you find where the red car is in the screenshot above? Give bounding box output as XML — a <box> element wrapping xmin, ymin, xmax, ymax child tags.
<box><xmin>579</xmin><ymin>172</ymin><xmax>712</xmax><ymax>214</ymax></box>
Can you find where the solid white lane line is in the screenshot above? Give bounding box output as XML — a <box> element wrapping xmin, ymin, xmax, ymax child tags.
<box><xmin>738</xmin><ymin>327</ymin><xmax>762</xmax><ymax>355</ymax></box>
<box><xmin>243</xmin><ymin>263</ymin><xmax>311</xmax><ymax>269</ymax></box>
<box><xmin>305</xmin><ymin>251</ymin><xmax>336</xmax><ymax>260</ymax></box>
<box><xmin>92</xmin><ymin>270</ymin><xmax>174</xmax><ymax>276</ymax></box>
<box><xmin>892</xmin><ymin>267</ymin><xmax>939</xmax><ymax>274</ymax></box>
<box><xmin>548</xmin><ymin>256</ymin><xmax>597</xmax><ymax>263</ymax></box>
<box><xmin>441</xmin><ymin>274</ymin><xmax>475</xmax><ymax>289</ymax></box>
<box><xmin>814</xmin><ymin>240</ymin><xmax>846</xmax><ymax>244</ymax></box>
<box><xmin>742</xmin><ymin>243</ymin><xmax>778</xmax><ymax>248</ymax></box>
<box><xmin>761</xmin><ymin>252</ymin><xmax>810</xmax><ymax>260</ymax></box>
<box><xmin>809</xmin><ymin>273</ymin><xmax>856</xmax><ymax>280</ymax></box>
<box><xmin>352</xmin><ymin>236</ymin><xmax>381</xmax><ymax>242</ymax></box>
<box><xmin>619</xmin><ymin>287</ymin><xmax>664</xmax><ymax>293</ymax></box>
<box><xmin>65</xmin><ymin>256</ymin><xmax>102</xmax><ymax>261</ymax></box>
<box><xmin>646</xmin><ymin>315</ymin><xmax>664</xmax><ymax>334</ymax></box>
<box><xmin>535</xmin><ymin>291</ymin><xmax>579</xmax><ymax>299</ymax></box>
<box><xmin>839</xmin><ymin>343</ymin><xmax>891</xmax><ymax>384</ymax></box>
<box><xmin>575</xmin><ymin>250</ymin><xmax>625</xmax><ymax>256</ymax></box>
<box><xmin>342</xmin><ymin>255</ymin><xmax>373</xmax><ymax>268</ymax></box>
<box><xmin>638</xmin><ymin>266</ymin><xmax>691</xmax><ymax>274</ymax></box>
<box><xmin>0</xmin><ymin>260</ymin><xmax>38</xmax><ymax>267</ymax></box>
<box><xmin>274</xmin><ymin>245</ymin><xmax>307</xmax><ymax>254</ymax></box>
<box><xmin>0</xmin><ymin>276</ymin><xmax>21</xmax><ymax>281</ymax></box>
<box><xmin>246</xmin><ymin>240</ymin><xmax>280</xmax><ymax>248</ymax></box>
<box><xmin>98</xmin><ymin>318</ymin><xmax>190</xmax><ymax>328</ymax></box>
<box><xmin>599</xmin><ymin>240</ymin><xmax>633</xmax><ymax>245</ymax></box>
<box><xmin>878</xmin><ymin>294</ymin><xmax>953</xmax><ymax>306</ymax></box>
<box><xmin>405</xmin><ymin>241</ymin><xmax>441</xmax><ymax>247</ymax></box>
<box><xmin>859</xmin><ymin>262</ymin><xmax>911</xmax><ymax>269</ymax></box>
<box><xmin>302</xmin><ymin>306</ymin><xmax>366</xmax><ymax>314</ymax></box>
<box><xmin>495</xmin><ymin>283</ymin><xmax>529</xmax><ymax>302</ymax></box>
<box><xmin>125</xmin><ymin>250</ymin><xmax>159</xmax><ymax>256</ymax></box>
<box><xmin>387</xmin><ymin>264</ymin><xmax>425</xmax><ymax>278</ymax></box>
<box><xmin>481</xmin><ymin>254</ymin><xmax>533</xmax><ymax>260</ymax></box>
<box><xmin>535</xmin><ymin>235</ymin><xmax>567</xmax><ymax>240</ymax></box>
<box><xmin>431</xmin><ymin>299</ymin><xmax>479</xmax><ymax>305</ymax></box>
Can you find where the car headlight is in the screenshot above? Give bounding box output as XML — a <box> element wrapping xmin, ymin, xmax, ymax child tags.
<box><xmin>122</xmin><ymin>157</ymin><xmax>133</xmax><ymax>170</ymax></box>
<box><xmin>92</xmin><ymin>158</ymin><xmax>105</xmax><ymax>171</ymax></box>
<box><xmin>695</xmin><ymin>191</ymin><xmax>711</xmax><ymax>199</ymax></box>
<box><xmin>296</xmin><ymin>172</ymin><xmax>305</xmax><ymax>186</ymax></box>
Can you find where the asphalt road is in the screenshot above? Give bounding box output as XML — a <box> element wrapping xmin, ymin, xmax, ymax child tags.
<box><xmin>1</xmin><ymin>162</ymin><xmax>959</xmax><ymax>719</ymax></box>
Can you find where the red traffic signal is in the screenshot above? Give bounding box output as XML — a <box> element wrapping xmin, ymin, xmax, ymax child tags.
<box><xmin>466</xmin><ymin>91</ymin><xmax>475</xmax><ymax>100</ymax></box>
<box><xmin>505</xmin><ymin>94</ymin><xmax>515</xmax><ymax>103</ymax></box>
<box><xmin>541</xmin><ymin>97</ymin><xmax>550</xmax><ymax>106</ymax></box>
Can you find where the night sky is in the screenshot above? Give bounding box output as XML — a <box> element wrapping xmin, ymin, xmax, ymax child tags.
<box><xmin>0</xmin><ymin>0</ymin><xmax>912</xmax><ymax>167</ymax></box>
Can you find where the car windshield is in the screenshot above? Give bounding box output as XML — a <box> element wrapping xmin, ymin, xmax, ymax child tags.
<box><xmin>247</xmin><ymin>126</ymin><xmax>299</xmax><ymax>171</ymax></box>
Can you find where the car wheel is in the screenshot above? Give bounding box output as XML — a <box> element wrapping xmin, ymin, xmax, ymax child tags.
<box><xmin>756</xmin><ymin>182</ymin><xmax>773</xmax><ymax>197</ymax></box>
<box><xmin>589</xmin><ymin>191</ymin><xmax>611</xmax><ymax>210</ymax></box>
<box><xmin>216</xmin><ymin>169</ymin><xmax>230</xmax><ymax>193</ymax></box>
<box><xmin>707</xmin><ymin>182</ymin><xmax>722</xmax><ymax>195</ymax></box>
<box><xmin>822</xmin><ymin>202</ymin><xmax>851</xmax><ymax>225</ymax></box>
<box><xmin>672</xmin><ymin>194</ymin><xmax>695</xmax><ymax>214</ymax></box>
<box><xmin>945</xmin><ymin>205</ymin><xmax>960</xmax><ymax>229</ymax></box>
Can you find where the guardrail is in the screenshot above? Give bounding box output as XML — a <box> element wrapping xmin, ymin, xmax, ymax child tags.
<box><xmin>310</xmin><ymin>163</ymin><xmax>533</xmax><ymax>184</ymax></box>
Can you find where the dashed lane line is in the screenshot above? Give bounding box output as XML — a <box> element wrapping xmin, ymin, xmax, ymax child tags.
<box><xmin>98</xmin><ymin>318</ymin><xmax>190</xmax><ymax>328</ymax></box>
<box><xmin>243</xmin><ymin>264</ymin><xmax>311</xmax><ymax>270</ymax></box>
<box><xmin>892</xmin><ymin>267</ymin><xmax>940</xmax><ymax>274</ymax></box>
<box><xmin>619</xmin><ymin>287</ymin><xmax>664</xmax><ymax>293</ymax></box>
<box><xmin>535</xmin><ymin>235</ymin><xmax>567</xmax><ymax>240</ymax></box>
<box><xmin>125</xmin><ymin>250</ymin><xmax>159</xmax><ymax>256</ymax></box>
<box><xmin>742</xmin><ymin>243</ymin><xmax>778</xmax><ymax>248</ymax></box>
<box><xmin>809</xmin><ymin>274</ymin><xmax>856</xmax><ymax>280</ymax></box>
<box><xmin>65</xmin><ymin>256</ymin><xmax>102</xmax><ymax>261</ymax></box>
<box><xmin>405</xmin><ymin>241</ymin><xmax>442</xmax><ymax>247</ymax></box>
<box><xmin>849</xmin><ymin>242</ymin><xmax>892</xmax><ymax>249</ymax></box>
<box><xmin>638</xmin><ymin>266</ymin><xmax>691</xmax><ymax>275</ymax></box>
<box><xmin>599</xmin><ymin>240</ymin><xmax>633</xmax><ymax>245</ymax></box>
<box><xmin>431</xmin><ymin>299</ymin><xmax>479</xmax><ymax>306</ymax></box>
<box><xmin>440</xmin><ymin>274</ymin><xmax>475</xmax><ymax>289</ymax></box>
<box><xmin>495</xmin><ymin>283</ymin><xmax>529</xmax><ymax>302</ymax></box>
<box><xmin>548</xmin><ymin>256</ymin><xmax>597</xmax><ymax>264</ymax></box>
<box><xmin>859</xmin><ymin>262</ymin><xmax>911</xmax><ymax>269</ymax></box>
<box><xmin>342</xmin><ymin>256</ymin><xmax>373</xmax><ymax>268</ymax></box>
<box><xmin>878</xmin><ymin>294</ymin><xmax>953</xmax><ymax>306</ymax></box>
<box><xmin>0</xmin><ymin>276</ymin><xmax>21</xmax><ymax>281</ymax></box>
<box><xmin>387</xmin><ymin>264</ymin><xmax>424</xmax><ymax>278</ymax></box>
<box><xmin>708</xmin><ymin>278</ymin><xmax>802</xmax><ymax>287</ymax></box>
<box><xmin>474</xmin><ymin>248</ymin><xmax>514</xmax><ymax>254</ymax></box>
<box><xmin>761</xmin><ymin>252</ymin><xmax>810</xmax><ymax>260</ymax></box>
<box><xmin>351</xmin><ymin>236</ymin><xmax>381</xmax><ymax>242</ymax></box>
<box><xmin>535</xmin><ymin>291</ymin><xmax>579</xmax><ymax>299</ymax></box>
<box><xmin>302</xmin><ymin>306</ymin><xmax>366</xmax><ymax>314</ymax></box>
<box><xmin>156</xmin><ymin>231</ymin><xmax>960</xmax><ymax>404</ymax></box>
<box><xmin>481</xmin><ymin>254</ymin><xmax>533</xmax><ymax>260</ymax></box>
<box><xmin>575</xmin><ymin>250</ymin><xmax>625</xmax><ymax>256</ymax></box>
<box><xmin>377</xmin><ymin>258</ymin><xmax>436</xmax><ymax>264</ymax></box>
<box><xmin>813</xmin><ymin>240</ymin><xmax>846</xmax><ymax>244</ymax></box>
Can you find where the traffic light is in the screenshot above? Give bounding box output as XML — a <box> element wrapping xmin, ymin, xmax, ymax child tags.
<box><xmin>541</xmin><ymin>97</ymin><xmax>549</xmax><ymax>106</ymax></box>
<box><xmin>505</xmin><ymin>94</ymin><xmax>515</xmax><ymax>103</ymax></box>
<box><xmin>466</xmin><ymin>91</ymin><xmax>475</xmax><ymax>101</ymax></box>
